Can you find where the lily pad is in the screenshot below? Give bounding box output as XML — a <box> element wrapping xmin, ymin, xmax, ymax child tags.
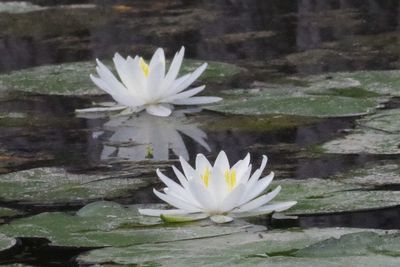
<box><xmin>77</xmin><ymin>228</ymin><xmax>400</xmax><ymax>266</ymax></box>
<box><xmin>0</xmin><ymin>2</ymin><xmax>47</xmax><ymax>14</ymax></box>
<box><xmin>0</xmin><ymin>201</ymin><xmax>253</xmax><ymax>248</ymax></box>
<box><xmin>322</xmin><ymin>108</ymin><xmax>400</xmax><ymax>154</ymax></box>
<box><xmin>0</xmin><ymin>234</ymin><xmax>16</xmax><ymax>253</ymax></box>
<box><xmin>305</xmin><ymin>69</ymin><xmax>400</xmax><ymax>97</ymax></box>
<box><xmin>0</xmin><ymin>60</ymin><xmax>242</xmax><ymax>95</ymax></box>
<box><xmin>0</xmin><ymin>167</ymin><xmax>158</xmax><ymax>204</ymax></box>
<box><xmin>334</xmin><ymin>161</ymin><xmax>400</xmax><ymax>186</ymax></box>
<box><xmin>206</xmin><ymin>88</ymin><xmax>381</xmax><ymax>117</ymax></box>
<box><xmin>273</xmin><ymin>177</ymin><xmax>400</xmax><ymax>215</ymax></box>
<box><xmin>0</xmin><ymin>207</ymin><xmax>20</xmax><ymax>219</ymax></box>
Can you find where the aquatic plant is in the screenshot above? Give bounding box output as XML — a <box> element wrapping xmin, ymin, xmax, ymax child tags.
<box><xmin>76</xmin><ymin>47</ymin><xmax>221</xmax><ymax>117</ymax></box>
<box><xmin>139</xmin><ymin>151</ymin><xmax>296</xmax><ymax>223</ymax></box>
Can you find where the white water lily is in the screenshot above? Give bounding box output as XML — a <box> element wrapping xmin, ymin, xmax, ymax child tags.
<box><xmin>139</xmin><ymin>151</ymin><xmax>297</xmax><ymax>223</ymax></box>
<box><xmin>75</xmin><ymin>47</ymin><xmax>221</xmax><ymax>117</ymax></box>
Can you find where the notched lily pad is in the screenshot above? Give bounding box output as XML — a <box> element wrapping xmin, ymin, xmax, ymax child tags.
<box><xmin>0</xmin><ymin>201</ymin><xmax>251</xmax><ymax>248</ymax></box>
<box><xmin>206</xmin><ymin>88</ymin><xmax>381</xmax><ymax>117</ymax></box>
<box><xmin>273</xmin><ymin>177</ymin><xmax>400</xmax><ymax>215</ymax></box>
<box><xmin>0</xmin><ymin>167</ymin><xmax>158</xmax><ymax>204</ymax></box>
<box><xmin>305</xmin><ymin>69</ymin><xmax>400</xmax><ymax>97</ymax></box>
<box><xmin>77</xmin><ymin>228</ymin><xmax>400</xmax><ymax>266</ymax></box>
<box><xmin>322</xmin><ymin>108</ymin><xmax>400</xmax><ymax>154</ymax></box>
<box><xmin>0</xmin><ymin>60</ymin><xmax>242</xmax><ymax>95</ymax></box>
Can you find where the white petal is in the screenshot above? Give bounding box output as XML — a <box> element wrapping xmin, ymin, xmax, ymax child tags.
<box><xmin>127</xmin><ymin>56</ymin><xmax>146</xmax><ymax>95</ymax></box>
<box><xmin>235</xmin><ymin>186</ymin><xmax>281</xmax><ymax>212</ymax></box>
<box><xmin>179</xmin><ymin>156</ymin><xmax>199</xmax><ymax>180</ymax></box>
<box><xmin>163</xmin><ymin>73</ymin><xmax>190</xmax><ymax>95</ymax></box>
<box><xmin>219</xmin><ymin>184</ymin><xmax>245</xmax><ymax>212</ymax></box>
<box><xmin>240</xmin><ymin>172</ymin><xmax>274</xmax><ymax>205</ymax></box>
<box><xmin>172</xmin><ymin>96</ymin><xmax>222</xmax><ymax>105</ymax></box>
<box><xmin>113</xmin><ymin>53</ymin><xmax>139</xmax><ymax>95</ymax></box>
<box><xmin>153</xmin><ymin>189</ymin><xmax>200</xmax><ymax>212</ymax></box>
<box><xmin>208</xmin><ymin>168</ymin><xmax>228</xmax><ymax>203</ymax></box>
<box><xmin>162</xmin><ymin>85</ymin><xmax>205</xmax><ymax>102</ymax></box>
<box><xmin>90</xmin><ymin>74</ymin><xmax>113</xmax><ymax>95</ymax></box>
<box><xmin>210</xmin><ymin>215</ymin><xmax>233</xmax><ymax>224</ymax></box>
<box><xmin>95</xmin><ymin>59</ymin><xmax>127</xmax><ymax>94</ymax></box>
<box><xmin>232</xmin><ymin>201</ymin><xmax>297</xmax><ymax>218</ymax></box>
<box><xmin>156</xmin><ymin>169</ymin><xmax>187</xmax><ymax>197</ymax></box>
<box><xmin>75</xmin><ymin>105</ymin><xmax>127</xmax><ymax>113</ymax></box>
<box><xmin>172</xmin><ymin>165</ymin><xmax>189</xmax><ymax>189</ymax></box>
<box><xmin>162</xmin><ymin>46</ymin><xmax>185</xmax><ymax>91</ymax></box>
<box><xmin>147</xmin><ymin>60</ymin><xmax>165</xmax><ymax>97</ymax></box>
<box><xmin>149</xmin><ymin>48</ymin><xmax>165</xmax><ymax>71</ymax></box>
<box><xmin>195</xmin><ymin>153</ymin><xmax>212</xmax><ymax>173</ymax></box>
<box><xmin>138</xmin><ymin>208</ymin><xmax>188</xmax><ymax>217</ymax></box>
<box><xmin>214</xmin><ymin>151</ymin><xmax>230</xmax><ymax>171</ymax></box>
<box><xmin>232</xmin><ymin>153</ymin><xmax>251</xmax><ymax>180</ymax></box>
<box><xmin>145</xmin><ymin>104</ymin><xmax>172</xmax><ymax>117</ymax></box>
<box><xmin>170</xmin><ymin>63</ymin><xmax>208</xmax><ymax>95</ymax></box>
<box><xmin>187</xmin><ymin>179</ymin><xmax>216</xmax><ymax>212</ymax></box>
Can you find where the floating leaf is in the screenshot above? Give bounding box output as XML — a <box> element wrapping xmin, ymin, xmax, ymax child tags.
<box><xmin>77</xmin><ymin>228</ymin><xmax>400</xmax><ymax>266</ymax></box>
<box><xmin>0</xmin><ymin>167</ymin><xmax>158</xmax><ymax>204</ymax></box>
<box><xmin>0</xmin><ymin>2</ymin><xmax>47</xmax><ymax>14</ymax></box>
<box><xmin>305</xmin><ymin>70</ymin><xmax>400</xmax><ymax>97</ymax></box>
<box><xmin>273</xmin><ymin>177</ymin><xmax>400</xmax><ymax>215</ymax></box>
<box><xmin>0</xmin><ymin>60</ymin><xmax>242</xmax><ymax>95</ymax></box>
<box><xmin>0</xmin><ymin>201</ymin><xmax>250</xmax><ymax>248</ymax></box>
<box><xmin>322</xmin><ymin>108</ymin><xmax>400</xmax><ymax>154</ymax></box>
<box><xmin>0</xmin><ymin>207</ymin><xmax>21</xmax><ymax>219</ymax></box>
<box><xmin>206</xmin><ymin>88</ymin><xmax>381</xmax><ymax>117</ymax></box>
<box><xmin>0</xmin><ymin>234</ymin><xmax>16</xmax><ymax>252</ymax></box>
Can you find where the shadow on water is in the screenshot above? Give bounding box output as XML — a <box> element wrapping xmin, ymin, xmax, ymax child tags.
<box><xmin>1</xmin><ymin>0</ymin><xmax>400</xmax><ymax>265</ymax></box>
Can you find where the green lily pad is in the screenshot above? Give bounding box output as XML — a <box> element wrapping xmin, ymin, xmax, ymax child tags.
<box><xmin>0</xmin><ymin>167</ymin><xmax>158</xmax><ymax>204</ymax></box>
<box><xmin>0</xmin><ymin>234</ymin><xmax>16</xmax><ymax>253</ymax></box>
<box><xmin>199</xmin><ymin>114</ymin><xmax>319</xmax><ymax>132</ymax></box>
<box><xmin>0</xmin><ymin>60</ymin><xmax>242</xmax><ymax>96</ymax></box>
<box><xmin>273</xmin><ymin>177</ymin><xmax>400</xmax><ymax>215</ymax></box>
<box><xmin>206</xmin><ymin>88</ymin><xmax>381</xmax><ymax>117</ymax></box>
<box><xmin>0</xmin><ymin>201</ymin><xmax>253</xmax><ymax>248</ymax></box>
<box><xmin>334</xmin><ymin>161</ymin><xmax>400</xmax><ymax>186</ymax></box>
<box><xmin>0</xmin><ymin>207</ymin><xmax>20</xmax><ymax>219</ymax></box>
<box><xmin>305</xmin><ymin>69</ymin><xmax>400</xmax><ymax>97</ymax></box>
<box><xmin>77</xmin><ymin>228</ymin><xmax>400</xmax><ymax>266</ymax></box>
<box><xmin>322</xmin><ymin>108</ymin><xmax>400</xmax><ymax>154</ymax></box>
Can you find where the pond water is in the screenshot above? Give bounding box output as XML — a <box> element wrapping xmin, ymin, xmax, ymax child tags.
<box><xmin>1</xmin><ymin>0</ymin><xmax>400</xmax><ymax>266</ymax></box>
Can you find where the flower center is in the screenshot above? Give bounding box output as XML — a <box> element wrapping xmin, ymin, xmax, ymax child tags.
<box><xmin>224</xmin><ymin>169</ymin><xmax>236</xmax><ymax>191</ymax></box>
<box><xmin>201</xmin><ymin>167</ymin><xmax>210</xmax><ymax>187</ymax></box>
<box><xmin>139</xmin><ymin>57</ymin><xmax>149</xmax><ymax>77</ymax></box>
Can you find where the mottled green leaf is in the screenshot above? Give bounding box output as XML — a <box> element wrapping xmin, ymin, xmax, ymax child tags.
<box><xmin>77</xmin><ymin>228</ymin><xmax>400</xmax><ymax>266</ymax></box>
<box><xmin>0</xmin><ymin>60</ymin><xmax>241</xmax><ymax>95</ymax></box>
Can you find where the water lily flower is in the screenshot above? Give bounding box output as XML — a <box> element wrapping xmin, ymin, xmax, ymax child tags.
<box><xmin>139</xmin><ymin>151</ymin><xmax>297</xmax><ymax>223</ymax></box>
<box><xmin>75</xmin><ymin>47</ymin><xmax>221</xmax><ymax>117</ymax></box>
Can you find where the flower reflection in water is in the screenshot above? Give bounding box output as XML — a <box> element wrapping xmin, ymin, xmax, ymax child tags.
<box><xmin>91</xmin><ymin>110</ymin><xmax>210</xmax><ymax>161</ymax></box>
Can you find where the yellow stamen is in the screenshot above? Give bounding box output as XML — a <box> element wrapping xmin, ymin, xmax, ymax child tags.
<box><xmin>139</xmin><ymin>57</ymin><xmax>149</xmax><ymax>77</ymax></box>
<box><xmin>201</xmin><ymin>167</ymin><xmax>210</xmax><ymax>188</ymax></box>
<box><xmin>224</xmin><ymin>169</ymin><xmax>236</xmax><ymax>191</ymax></box>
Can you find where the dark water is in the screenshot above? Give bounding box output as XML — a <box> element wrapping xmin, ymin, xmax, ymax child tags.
<box><xmin>1</xmin><ymin>0</ymin><xmax>400</xmax><ymax>265</ymax></box>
